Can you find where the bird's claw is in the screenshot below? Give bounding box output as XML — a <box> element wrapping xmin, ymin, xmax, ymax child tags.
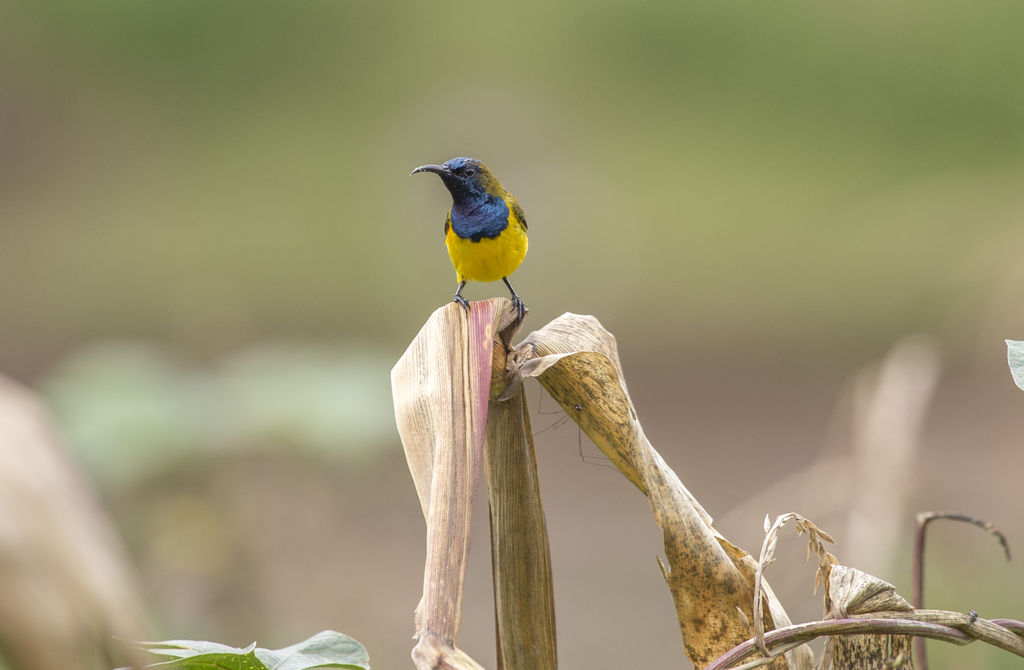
<box><xmin>453</xmin><ymin>295</ymin><xmax>471</xmax><ymax>312</ymax></box>
<box><xmin>511</xmin><ymin>295</ymin><xmax>527</xmax><ymax>323</ymax></box>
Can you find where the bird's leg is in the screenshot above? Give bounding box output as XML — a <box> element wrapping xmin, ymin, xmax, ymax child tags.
<box><xmin>452</xmin><ymin>280</ymin><xmax>470</xmax><ymax>311</ymax></box>
<box><xmin>502</xmin><ymin>277</ymin><xmax>527</xmax><ymax>322</ymax></box>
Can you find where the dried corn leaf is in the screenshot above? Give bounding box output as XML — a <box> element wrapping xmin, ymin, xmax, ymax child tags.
<box><xmin>485</xmin><ymin>389</ymin><xmax>557</xmax><ymax>670</ymax></box>
<box><xmin>393</xmin><ymin>299</ymin><xmax>556</xmax><ymax>670</ymax></box>
<box><xmin>510</xmin><ymin>313</ymin><xmax>811</xmax><ymax>669</ymax></box>
<box><xmin>821</xmin><ymin>565</ymin><xmax>913</xmax><ymax>669</ymax></box>
<box><xmin>827</xmin><ymin>565</ymin><xmax>912</xmax><ymax>618</ymax></box>
<box><xmin>392</xmin><ymin>300</ymin><xmax>500</xmax><ymax>669</ymax></box>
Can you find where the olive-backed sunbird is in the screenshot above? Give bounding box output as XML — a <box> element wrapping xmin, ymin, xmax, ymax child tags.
<box><xmin>412</xmin><ymin>157</ymin><xmax>528</xmax><ymax>321</ymax></box>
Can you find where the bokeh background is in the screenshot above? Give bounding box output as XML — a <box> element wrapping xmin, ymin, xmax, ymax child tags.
<box><xmin>2</xmin><ymin>1</ymin><xmax>1023</xmax><ymax>668</ymax></box>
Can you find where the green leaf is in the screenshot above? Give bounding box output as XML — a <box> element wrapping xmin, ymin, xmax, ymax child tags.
<box><xmin>255</xmin><ymin>631</ymin><xmax>370</xmax><ymax>670</ymax></box>
<box><xmin>134</xmin><ymin>632</ymin><xmax>370</xmax><ymax>670</ymax></box>
<box><xmin>143</xmin><ymin>650</ymin><xmax>265</xmax><ymax>670</ymax></box>
<box><xmin>1007</xmin><ymin>340</ymin><xmax>1024</xmax><ymax>391</ymax></box>
<box><xmin>136</xmin><ymin>640</ymin><xmax>264</xmax><ymax>670</ymax></box>
<box><xmin>144</xmin><ymin>640</ymin><xmax>259</xmax><ymax>659</ymax></box>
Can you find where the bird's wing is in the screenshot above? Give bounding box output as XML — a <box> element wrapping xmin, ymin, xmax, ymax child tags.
<box><xmin>510</xmin><ymin>198</ymin><xmax>527</xmax><ymax>231</ymax></box>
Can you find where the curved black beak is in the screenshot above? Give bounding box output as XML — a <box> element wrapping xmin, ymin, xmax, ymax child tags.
<box><xmin>411</xmin><ymin>163</ymin><xmax>449</xmax><ymax>176</ymax></box>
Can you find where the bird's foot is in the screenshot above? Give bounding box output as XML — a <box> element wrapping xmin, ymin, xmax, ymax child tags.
<box><xmin>511</xmin><ymin>295</ymin><xmax>527</xmax><ymax>323</ymax></box>
<box><xmin>453</xmin><ymin>295</ymin><xmax>471</xmax><ymax>312</ymax></box>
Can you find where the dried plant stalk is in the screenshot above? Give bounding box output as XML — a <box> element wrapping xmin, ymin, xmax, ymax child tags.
<box><xmin>393</xmin><ymin>298</ymin><xmax>556</xmax><ymax>670</ymax></box>
<box><xmin>509</xmin><ymin>313</ymin><xmax>812</xmax><ymax>669</ymax></box>
<box><xmin>485</xmin><ymin>388</ymin><xmax>557</xmax><ymax>670</ymax></box>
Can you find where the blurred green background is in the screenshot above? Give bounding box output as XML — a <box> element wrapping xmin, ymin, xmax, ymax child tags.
<box><xmin>2</xmin><ymin>1</ymin><xmax>1023</xmax><ymax>668</ymax></box>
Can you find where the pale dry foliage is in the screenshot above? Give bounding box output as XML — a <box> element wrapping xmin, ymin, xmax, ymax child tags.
<box><xmin>391</xmin><ymin>299</ymin><xmax>1023</xmax><ymax>670</ymax></box>
<box><xmin>392</xmin><ymin>300</ymin><xmax>810</xmax><ymax>669</ymax></box>
<box><xmin>0</xmin><ymin>374</ymin><xmax>147</xmax><ymax>670</ymax></box>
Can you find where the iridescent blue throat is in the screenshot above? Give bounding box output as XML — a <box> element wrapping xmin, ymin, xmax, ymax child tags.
<box><xmin>450</xmin><ymin>193</ymin><xmax>509</xmax><ymax>242</ymax></box>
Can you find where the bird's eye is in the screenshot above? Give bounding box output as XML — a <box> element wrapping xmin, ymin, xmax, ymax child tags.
<box><xmin>464</xmin><ymin>168</ymin><xmax>476</xmax><ymax>177</ymax></box>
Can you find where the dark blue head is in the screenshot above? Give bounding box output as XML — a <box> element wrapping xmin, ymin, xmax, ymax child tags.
<box><xmin>412</xmin><ymin>157</ymin><xmax>503</xmax><ymax>204</ymax></box>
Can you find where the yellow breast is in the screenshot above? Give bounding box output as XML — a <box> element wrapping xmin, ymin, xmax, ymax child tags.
<box><xmin>446</xmin><ymin>217</ymin><xmax>528</xmax><ymax>284</ymax></box>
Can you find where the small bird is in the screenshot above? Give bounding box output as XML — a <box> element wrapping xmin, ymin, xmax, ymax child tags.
<box><xmin>412</xmin><ymin>157</ymin><xmax>528</xmax><ymax>321</ymax></box>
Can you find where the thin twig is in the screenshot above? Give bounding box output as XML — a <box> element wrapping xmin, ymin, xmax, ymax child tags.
<box><xmin>707</xmin><ymin>610</ymin><xmax>1024</xmax><ymax>670</ymax></box>
<box><xmin>912</xmin><ymin>511</ymin><xmax>1012</xmax><ymax>669</ymax></box>
<box><xmin>991</xmin><ymin>619</ymin><xmax>1024</xmax><ymax>636</ymax></box>
<box><xmin>705</xmin><ymin>616</ymin><xmax>973</xmax><ymax>670</ymax></box>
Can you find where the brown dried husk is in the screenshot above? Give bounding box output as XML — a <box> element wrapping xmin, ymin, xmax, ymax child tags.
<box><xmin>510</xmin><ymin>312</ymin><xmax>811</xmax><ymax>669</ymax></box>
<box><xmin>392</xmin><ymin>300</ymin><xmax>811</xmax><ymax>669</ymax></box>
